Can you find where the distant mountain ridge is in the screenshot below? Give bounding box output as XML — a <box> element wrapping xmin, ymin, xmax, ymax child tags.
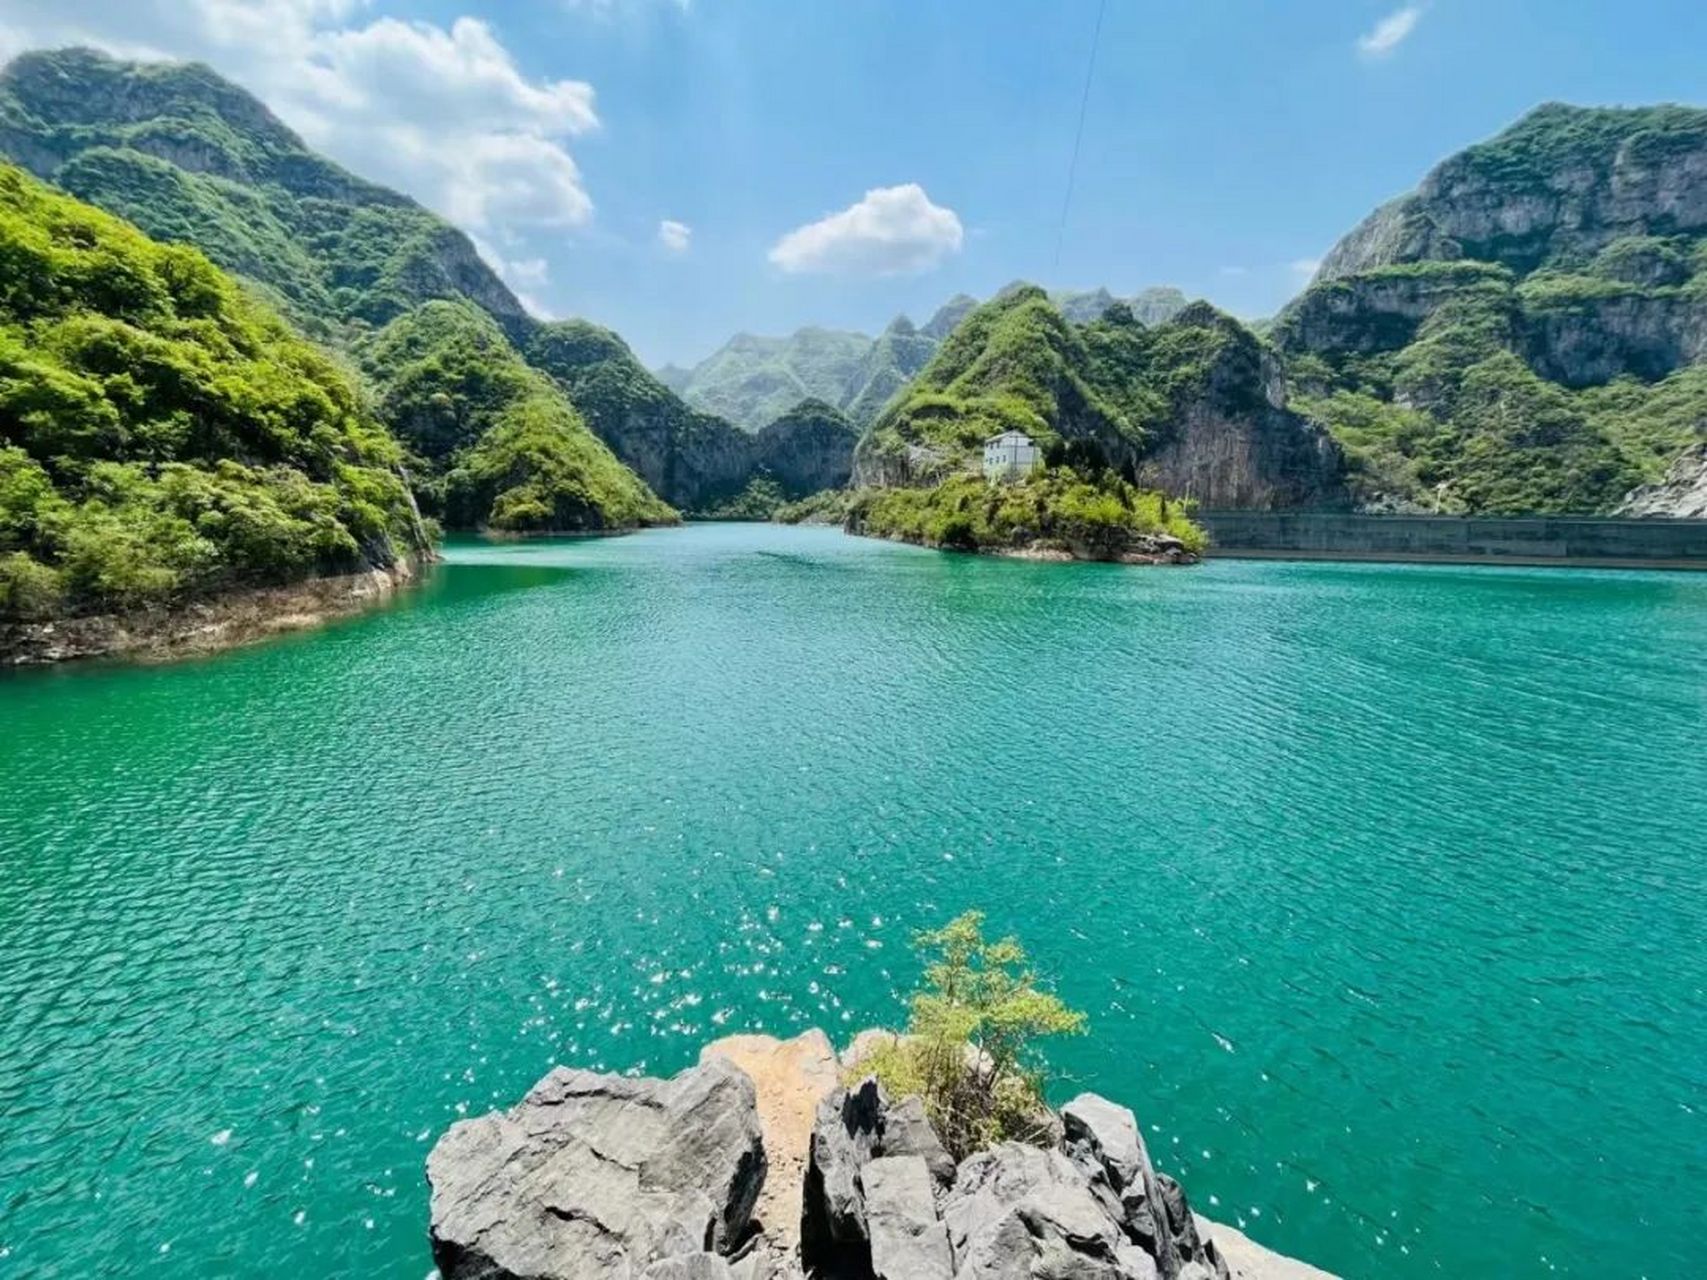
<box><xmin>663</xmin><ymin>287</ymin><xmax>1190</xmax><ymax>434</ymax></box>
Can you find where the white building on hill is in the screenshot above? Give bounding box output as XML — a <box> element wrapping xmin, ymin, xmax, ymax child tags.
<box><xmin>983</xmin><ymin>430</ymin><xmax>1040</xmax><ymax>482</ymax></box>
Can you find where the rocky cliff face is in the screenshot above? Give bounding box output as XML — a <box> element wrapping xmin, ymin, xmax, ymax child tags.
<box><xmin>1617</xmin><ymin>444</ymin><xmax>1707</xmax><ymax>517</ymax></box>
<box><xmin>1138</xmin><ymin>307</ymin><xmax>1349</xmax><ymax>510</ymax></box>
<box><xmin>1277</xmin><ymin>103</ymin><xmax>1707</xmax><ymax>514</ymax></box>
<box><xmin>426</xmin><ymin>1029</ymin><xmax>1334</xmax><ymax>1280</ymax></box>
<box><xmin>1315</xmin><ymin>103</ymin><xmax>1707</xmax><ymax>282</ymax></box>
<box><xmin>751</xmin><ymin>401</ymin><xmax>860</xmax><ymax>498</ymax></box>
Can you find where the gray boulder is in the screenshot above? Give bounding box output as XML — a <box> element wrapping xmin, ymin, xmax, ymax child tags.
<box><xmin>878</xmin><ymin>1095</ymin><xmax>956</xmax><ymax>1191</ymax></box>
<box><xmin>427</xmin><ymin>1058</ymin><xmax>767</xmax><ymax>1280</ymax></box>
<box><xmin>863</xmin><ymin>1155</ymin><xmax>953</xmax><ymax>1280</ymax></box>
<box><xmin>1062</xmin><ymin>1093</ymin><xmax>1228</xmax><ymax>1280</ymax></box>
<box><xmin>800</xmin><ymin>1077</ymin><xmax>886</xmax><ymax>1260</ymax></box>
<box><xmin>944</xmin><ymin>1141</ymin><xmax>1158</xmax><ymax>1279</ymax></box>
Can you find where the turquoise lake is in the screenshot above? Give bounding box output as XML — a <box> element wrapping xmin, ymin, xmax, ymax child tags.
<box><xmin>1</xmin><ymin>522</ymin><xmax>1703</xmax><ymax>1278</ymax></box>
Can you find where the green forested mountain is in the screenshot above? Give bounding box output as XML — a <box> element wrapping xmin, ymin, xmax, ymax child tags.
<box><xmin>664</xmin><ymin>288</ymin><xmax>1188</xmax><ymax>436</ymax></box>
<box><xmin>0</xmin><ymin>47</ymin><xmax>525</xmax><ymax>341</ymax></box>
<box><xmin>521</xmin><ymin>320</ymin><xmax>758</xmax><ymax>512</ymax></box>
<box><xmin>1277</xmin><ymin>103</ymin><xmax>1707</xmax><ymax>513</ymax></box>
<box><xmin>358</xmin><ymin>302</ymin><xmax>675</xmax><ymax>532</ymax></box>
<box><xmin>0</xmin><ymin>163</ymin><xmax>426</xmax><ymax>622</ymax></box>
<box><xmin>0</xmin><ymin>46</ymin><xmax>767</xmax><ymax>516</ymax></box>
<box><xmin>855</xmin><ymin>287</ymin><xmax>1346</xmax><ymax>510</ymax></box>
<box><xmin>661</xmin><ymin>326</ymin><xmax>873</xmax><ymax>433</ymax></box>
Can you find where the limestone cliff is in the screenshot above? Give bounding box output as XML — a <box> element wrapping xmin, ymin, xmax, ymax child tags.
<box><xmin>1617</xmin><ymin>444</ymin><xmax>1707</xmax><ymax>517</ymax></box>
<box><xmin>855</xmin><ymin>289</ymin><xmax>1348</xmax><ymax>510</ymax></box>
<box><xmin>750</xmin><ymin>401</ymin><xmax>860</xmax><ymax>498</ymax></box>
<box><xmin>1278</xmin><ymin>103</ymin><xmax>1707</xmax><ymax>514</ymax></box>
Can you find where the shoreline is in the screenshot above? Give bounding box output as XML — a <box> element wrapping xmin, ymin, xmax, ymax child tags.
<box><xmin>848</xmin><ymin>526</ymin><xmax>1200</xmax><ymax>565</ymax></box>
<box><xmin>0</xmin><ymin>557</ymin><xmax>427</xmax><ymax>668</ymax></box>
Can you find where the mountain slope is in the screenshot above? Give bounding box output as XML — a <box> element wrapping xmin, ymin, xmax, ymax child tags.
<box><xmin>0</xmin><ymin>47</ymin><xmax>525</xmax><ymax>340</ymax></box>
<box><xmin>523</xmin><ymin>320</ymin><xmax>756</xmax><ymax>511</ymax></box>
<box><xmin>855</xmin><ymin>287</ymin><xmax>1346</xmax><ymax>509</ymax></box>
<box><xmin>358</xmin><ymin>302</ymin><xmax>675</xmax><ymax>532</ymax></box>
<box><xmin>0</xmin><ymin>162</ymin><xmax>425</xmax><ymax>623</ymax></box>
<box><xmin>668</xmin><ymin>327</ymin><xmax>871</xmax><ymax>433</ymax></box>
<box><xmin>0</xmin><ymin>46</ymin><xmax>774</xmax><ymax>516</ymax></box>
<box><xmin>1278</xmin><ymin>103</ymin><xmax>1707</xmax><ymax>513</ymax></box>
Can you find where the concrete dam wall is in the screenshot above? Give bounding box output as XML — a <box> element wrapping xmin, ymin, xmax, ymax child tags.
<box><xmin>1195</xmin><ymin>511</ymin><xmax>1707</xmax><ymax>569</ymax></box>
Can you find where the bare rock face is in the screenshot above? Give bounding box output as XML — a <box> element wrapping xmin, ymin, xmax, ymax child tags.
<box><xmin>423</xmin><ymin>1030</ymin><xmax>1332</xmax><ymax>1280</ymax></box>
<box><xmin>863</xmin><ymin>1155</ymin><xmax>954</xmax><ymax>1280</ymax></box>
<box><xmin>945</xmin><ymin>1142</ymin><xmax>1159</xmax><ymax>1280</ymax></box>
<box><xmin>1617</xmin><ymin>443</ymin><xmax>1707</xmax><ymax>518</ymax></box>
<box><xmin>426</xmin><ymin>1058</ymin><xmax>767</xmax><ymax>1280</ymax></box>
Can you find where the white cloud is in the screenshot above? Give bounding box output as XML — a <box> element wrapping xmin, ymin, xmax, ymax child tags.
<box><xmin>768</xmin><ymin>184</ymin><xmax>964</xmax><ymax>276</ymax></box>
<box><xmin>0</xmin><ymin>1</ymin><xmax>599</xmax><ymax>235</ymax></box>
<box><xmin>1357</xmin><ymin>5</ymin><xmax>1422</xmax><ymax>59</ymax></box>
<box><xmin>1290</xmin><ymin>257</ymin><xmax>1323</xmax><ymax>280</ymax></box>
<box><xmin>658</xmin><ymin>219</ymin><xmax>692</xmax><ymax>253</ymax></box>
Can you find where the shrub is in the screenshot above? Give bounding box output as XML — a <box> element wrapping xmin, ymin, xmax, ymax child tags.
<box><xmin>858</xmin><ymin>910</ymin><xmax>1086</xmax><ymax>1160</ymax></box>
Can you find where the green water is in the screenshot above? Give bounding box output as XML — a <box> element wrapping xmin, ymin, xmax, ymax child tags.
<box><xmin>1</xmin><ymin>524</ymin><xmax>1703</xmax><ymax>1278</ymax></box>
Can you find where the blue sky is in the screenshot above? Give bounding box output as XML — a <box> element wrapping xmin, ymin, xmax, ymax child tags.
<box><xmin>3</xmin><ymin>2</ymin><xmax>1705</xmax><ymax>365</ymax></box>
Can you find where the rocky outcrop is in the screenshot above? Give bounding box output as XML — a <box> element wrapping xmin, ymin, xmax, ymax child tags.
<box><xmin>1271</xmin><ymin>264</ymin><xmax>1514</xmax><ymax>359</ymax></box>
<box><xmin>0</xmin><ymin>560</ymin><xmax>424</xmax><ymax>668</ymax></box>
<box><xmin>1136</xmin><ymin>311</ymin><xmax>1350</xmax><ymax>510</ymax></box>
<box><xmin>1521</xmin><ymin>289</ymin><xmax>1707</xmax><ymax>387</ymax></box>
<box><xmin>427</xmin><ymin>1059</ymin><xmax>767</xmax><ymax>1280</ymax></box>
<box><xmin>1617</xmin><ymin>443</ymin><xmax>1707</xmax><ymax>517</ymax></box>
<box><xmin>798</xmin><ymin>1077</ymin><xmax>1230</xmax><ymax>1280</ymax></box>
<box><xmin>426</xmin><ymin>1030</ymin><xmax>1334</xmax><ymax>1280</ymax></box>
<box><xmin>1314</xmin><ymin>103</ymin><xmax>1707</xmax><ymax>283</ymax></box>
<box><xmin>751</xmin><ymin>401</ymin><xmax>862</xmax><ymax>498</ymax></box>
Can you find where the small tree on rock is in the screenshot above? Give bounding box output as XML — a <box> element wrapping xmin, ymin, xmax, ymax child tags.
<box><xmin>861</xmin><ymin>910</ymin><xmax>1086</xmax><ymax>1159</ymax></box>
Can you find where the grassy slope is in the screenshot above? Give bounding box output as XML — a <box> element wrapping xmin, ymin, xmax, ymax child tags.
<box><xmin>0</xmin><ymin>47</ymin><xmax>683</xmax><ymax>531</ymax></box>
<box><xmin>0</xmin><ymin>47</ymin><xmax>523</xmax><ymax>340</ymax></box>
<box><xmin>0</xmin><ymin>163</ymin><xmax>425</xmax><ymax>621</ymax></box>
<box><xmin>863</xmin><ymin>287</ymin><xmax>1265</xmax><ymax>470</ymax></box>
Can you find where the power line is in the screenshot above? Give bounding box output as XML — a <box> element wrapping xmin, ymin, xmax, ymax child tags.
<box><xmin>1054</xmin><ymin>0</ymin><xmax>1108</xmax><ymax>271</ymax></box>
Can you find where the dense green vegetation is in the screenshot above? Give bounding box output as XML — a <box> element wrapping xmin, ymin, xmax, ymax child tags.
<box><xmin>0</xmin><ymin>48</ymin><xmax>525</xmax><ymax>340</ymax></box>
<box><xmin>859</xmin><ymin>911</ymin><xmax>1086</xmax><ymax>1160</ymax></box>
<box><xmin>773</xmin><ymin>488</ymin><xmax>854</xmax><ymax>525</ymax></box>
<box><xmin>863</xmin><ymin>287</ymin><xmax>1264</xmax><ymax>474</ymax></box>
<box><xmin>849</xmin><ymin>463</ymin><xmax>1205</xmax><ymax>560</ymax></box>
<box><xmin>1281</xmin><ymin>103</ymin><xmax>1707</xmax><ymax>513</ymax></box>
<box><xmin>0</xmin><ymin>46</ymin><xmax>720</xmax><ymax>532</ymax></box>
<box><xmin>0</xmin><ymin>163</ymin><xmax>424</xmax><ymax>621</ymax></box>
<box><xmin>696</xmin><ymin>475</ymin><xmax>788</xmax><ymax>520</ymax></box>
<box><xmin>358</xmin><ymin>302</ymin><xmax>674</xmax><ymax>533</ymax></box>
